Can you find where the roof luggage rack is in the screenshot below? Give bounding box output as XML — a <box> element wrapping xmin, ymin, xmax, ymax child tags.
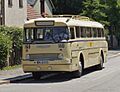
<box><xmin>46</xmin><ymin>15</ymin><xmax>90</xmax><ymax>20</ymax></box>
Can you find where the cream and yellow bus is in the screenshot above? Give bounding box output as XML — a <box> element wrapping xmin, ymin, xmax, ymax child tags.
<box><xmin>22</xmin><ymin>15</ymin><xmax>108</xmax><ymax>79</ymax></box>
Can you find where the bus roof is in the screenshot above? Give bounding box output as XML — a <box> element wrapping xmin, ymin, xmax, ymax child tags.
<box><xmin>25</xmin><ymin>17</ymin><xmax>104</xmax><ymax>28</ymax></box>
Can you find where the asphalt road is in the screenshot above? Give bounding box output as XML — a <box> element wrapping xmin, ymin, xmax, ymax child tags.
<box><xmin>0</xmin><ymin>54</ymin><xmax>120</xmax><ymax>92</ymax></box>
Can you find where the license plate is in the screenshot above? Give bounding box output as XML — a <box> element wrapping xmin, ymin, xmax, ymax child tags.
<box><xmin>37</xmin><ymin>60</ymin><xmax>48</xmax><ymax>64</ymax></box>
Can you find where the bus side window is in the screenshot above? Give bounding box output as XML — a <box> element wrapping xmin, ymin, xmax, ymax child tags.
<box><xmin>90</xmin><ymin>28</ymin><xmax>93</xmax><ymax>37</ymax></box>
<box><xmin>98</xmin><ymin>28</ymin><xmax>101</xmax><ymax>37</ymax></box>
<box><xmin>76</xmin><ymin>26</ymin><xmax>80</xmax><ymax>38</ymax></box>
<box><xmin>101</xmin><ymin>29</ymin><xmax>104</xmax><ymax>37</ymax></box>
<box><xmin>70</xmin><ymin>27</ymin><xmax>75</xmax><ymax>39</ymax></box>
<box><xmin>93</xmin><ymin>28</ymin><xmax>97</xmax><ymax>37</ymax></box>
<box><xmin>86</xmin><ymin>27</ymin><xmax>91</xmax><ymax>38</ymax></box>
<box><xmin>81</xmin><ymin>27</ymin><xmax>86</xmax><ymax>38</ymax></box>
<box><xmin>79</xmin><ymin>27</ymin><xmax>81</xmax><ymax>37</ymax></box>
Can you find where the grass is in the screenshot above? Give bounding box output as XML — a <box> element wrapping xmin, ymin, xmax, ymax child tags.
<box><xmin>2</xmin><ymin>65</ymin><xmax>21</xmax><ymax>71</ymax></box>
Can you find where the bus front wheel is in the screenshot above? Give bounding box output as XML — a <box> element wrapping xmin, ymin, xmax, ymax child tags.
<box><xmin>73</xmin><ymin>61</ymin><xmax>83</xmax><ymax>78</ymax></box>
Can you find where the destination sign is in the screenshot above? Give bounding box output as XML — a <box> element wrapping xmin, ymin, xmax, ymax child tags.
<box><xmin>35</xmin><ymin>21</ymin><xmax>54</xmax><ymax>26</ymax></box>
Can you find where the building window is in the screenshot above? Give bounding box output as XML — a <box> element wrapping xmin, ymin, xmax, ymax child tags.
<box><xmin>8</xmin><ymin>0</ymin><xmax>12</xmax><ymax>7</ymax></box>
<box><xmin>19</xmin><ymin>0</ymin><xmax>23</xmax><ymax>8</ymax></box>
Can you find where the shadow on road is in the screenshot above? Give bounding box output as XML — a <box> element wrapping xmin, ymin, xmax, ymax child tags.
<box><xmin>11</xmin><ymin>66</ymin><xmax>105</xmax><ymax>84</ymax></box>
<box><xmin>11</xmin><ymin>72</ymin><xmax>73</xmax><ymax>84</ymax></box>
<box><xmin>83</xmin><ymin>66</ymin><xmax>105</xmax><ymax>76</ymax></box>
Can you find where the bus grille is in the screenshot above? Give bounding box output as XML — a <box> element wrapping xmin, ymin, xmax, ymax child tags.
<box><xmin>29</xmin><ymin>54</ymin><xmax>60</xmax><ymax>61</ymax></box>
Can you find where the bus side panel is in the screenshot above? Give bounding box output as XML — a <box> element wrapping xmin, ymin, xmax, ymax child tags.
<box><xmin>70</xmin><ymin>41</ymin><xmax>89</xmax><ymax>70</ymax></box>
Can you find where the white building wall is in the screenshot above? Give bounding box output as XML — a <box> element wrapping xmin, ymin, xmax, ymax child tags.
<box><xmin>5</xmin><ymin>0</ymin><xmax>27</xmax><ymax>27</ymax></box>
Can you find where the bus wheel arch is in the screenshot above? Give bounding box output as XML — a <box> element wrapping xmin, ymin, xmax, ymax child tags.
<box><xmin>79</xmin><ymin>53</ymin><xmax>84</xmax><ymax>69</ymax></box>
<box><xmin>101</xmin><ymin>50</ymin><xmax>104</xmax><ymax>63</ymax></box>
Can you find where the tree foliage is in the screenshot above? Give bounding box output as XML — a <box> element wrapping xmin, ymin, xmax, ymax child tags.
<box><xmin>81</xmin><ymin>0</ymin><xmax>109</xmax><ymax>26</ymax></box>
<box><xmin>52</xmin><ymin>0</ymin><xmax>83</xmax><ymax>14</ymax></box>
<box><xmin>0</xmin><ymin>33</ymin><xmax>12</xmax><ymax>69</ymax></box>
<box><xmin>105</xmin><ymin>0</ymin><xmax>120</xmax><ymax>37</ymax></box>
<box><xmin>0</xmin><ymin>26</ymin><xmax>23</xmax><ymax>69</ymax></box>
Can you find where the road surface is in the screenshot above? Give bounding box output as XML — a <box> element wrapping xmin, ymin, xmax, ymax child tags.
<box><xmin>0</xmin><ymin>53</ymin><xmax>120</xmax><ymax>92</ymax></box>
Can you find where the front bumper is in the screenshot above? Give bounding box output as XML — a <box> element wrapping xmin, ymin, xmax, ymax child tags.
<box><xmin>22</xmin><ymin>60</ymin><xmax>77</xmax><ymax>72</ymax></box>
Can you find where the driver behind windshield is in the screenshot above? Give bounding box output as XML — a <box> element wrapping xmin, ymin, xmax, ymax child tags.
<box><xmin>44</xmin><ymin>27</ymin><xmax>69</xmax><ymax>42</ymax></box>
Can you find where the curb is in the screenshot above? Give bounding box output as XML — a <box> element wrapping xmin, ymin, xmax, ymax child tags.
<box><xmin>108</xmin><ymin>53</ymin><xmax>120</xmax><ymax>59</ymax></box>
<box><xmin>6</xmin><ymin>74</ymin><xmax>32</xmax><ymax>82</ymax></box>
<box><xmin>0</xmin><ymin>80</ymin><xmax>10</xmax><ymax>85</ymax></box>
<box><xmin>0</xmin><ymin>74</ymin><xmax>32</xmax><ymax>85</ymax></box>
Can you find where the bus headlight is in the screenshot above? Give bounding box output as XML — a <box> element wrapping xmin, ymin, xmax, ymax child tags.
<box><xmin>26</xmin><ymin>54</ymin><xmax>30</xmax><ymax>60</ymax></box>
<box><xmin>58</xmin><ymin>53</ymin><xmax>64</xmax><ymax>59</ymax></box>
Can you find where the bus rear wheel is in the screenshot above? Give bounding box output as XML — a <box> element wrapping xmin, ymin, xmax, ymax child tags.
<box><xmin>97</xmin><ymin>54</ymin><xmax>104</xmax><ymax>70</ymax></box>
<box><xmin>32</xmin><ymin>72</ymin><xmax>41</xmax><ymax>80</ymax></box>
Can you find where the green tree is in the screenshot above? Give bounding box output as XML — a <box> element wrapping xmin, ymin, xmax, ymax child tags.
<box><xmin>81</xmin><ymin>0</ymin><xmax>109</xmax><ymax>26</ymax></box>
<box><xmin>52</xmin><ymin>0</ymin><xmax>83</xmax><ymax>14</ymax></box>
<box><xmin>105</xmin><ymin>0</ymin><xmax>120</xmax><ymax>46</ymax></box>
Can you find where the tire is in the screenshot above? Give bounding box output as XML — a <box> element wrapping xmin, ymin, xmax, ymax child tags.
<box><xmin>97</xmin><ymin>55</ymin><xmax>104</xmax><ymax>70</ymax></box>
<box><xmin>73</xmin><ymin>61</ymin><xmax>83</xmax><ymax>78</ymax></box>
<box><xmin>32</xmin><ymin>72</ymin><xmax>41</xmax><ymax>80</ymax></box>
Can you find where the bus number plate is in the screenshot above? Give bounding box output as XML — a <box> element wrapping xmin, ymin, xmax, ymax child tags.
<box><xmin>37</xmin><ymin>60</ymin><xmax>48</xmax><ymax>64</ymax></box>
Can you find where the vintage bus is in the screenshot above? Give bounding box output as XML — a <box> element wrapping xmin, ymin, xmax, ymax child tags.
<box><xmin>22</xmin><ymin>15</ymin><xmax>108</xmax><ymax>79</ymax></box>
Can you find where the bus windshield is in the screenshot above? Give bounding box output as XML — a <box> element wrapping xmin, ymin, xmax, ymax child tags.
<box><xmin>24</xmin><ymin>27</ymin><xmax>69</xmax><ymax>43</ymax></box>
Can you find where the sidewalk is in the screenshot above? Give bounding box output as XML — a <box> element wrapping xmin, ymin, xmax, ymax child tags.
<box><xmin>0</xmin><ymin>67</ymin><xmax>31</xmax><ymax>85</ymax></box>
<box><xmin>0</xmin><ymin>68</ymin><xmax>24</xmax><ymax>80</ymax></box>
<box><xmin>108</xmin><ymin>50</ymin><xmax>120</xmax><ymax>59</ymax></box>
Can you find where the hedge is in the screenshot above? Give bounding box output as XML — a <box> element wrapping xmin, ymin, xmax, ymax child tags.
<box><xmin>0</xmin><ymin>26</ymin><xmax>23</xmax><ymax>69</ymax></box>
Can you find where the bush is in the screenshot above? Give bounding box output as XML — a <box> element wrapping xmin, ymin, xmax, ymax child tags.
<box><xmin>0</xmin><ymin>33</ymin><xmax>12</xmax><ymax>69</ymax></box>
<box><xmin>0</xmin><ymin>26</ymin><xmax>23</xmax><ymax>49</ymax></box>
<box><xmin>0</xmin><ymin>26</ymin><xmax>23</xmax><ymax>68</ymax></box>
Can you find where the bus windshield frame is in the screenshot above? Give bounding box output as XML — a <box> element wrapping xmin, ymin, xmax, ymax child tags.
<box><xmin>24</xmin><ymin>26</ymin><xmax>69</xmax><ymax>44</ymax></box>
